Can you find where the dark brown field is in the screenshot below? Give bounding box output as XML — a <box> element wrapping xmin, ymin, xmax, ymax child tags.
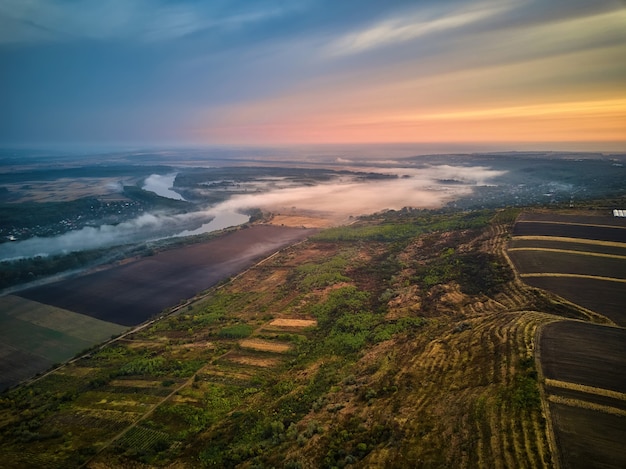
<box><xmin>18</xmin><ymin>225</ymin><xmax>316</xmax><ymax>326</ymax></box>
<box><xmin>508</xmin><ymin>211</ymin><xmax>626</xmax><ymax>325</ymax></box>
<box><xmin>524</xmin><ymin>276</ymin><xmax>626</xmax><ymax>326</ymax></box>
<box><xmin>513</xmin><ymin>222</ymin><xmax>626</xmax><ymax>243</ymax></box>
<box><xmin>509</xmin><ymin>237</ymin><xmax>626</xmax><ymax>256</ymax></box>
<box><xmin>0</xmin><ymin>343</ymin><xmax>52</xmax><ymax>390</ymax></box>
<box><xmin>539</xmin><ymin>321</ymin><xmax>626</xmax><ymax>394</ymax></box>
<box><xmin>548</xmin><ymin>403</ymin><xmax>626</xmax><ymax>469</ymax></box>
<box><xmin>508</xmin><ymin>250</ymin><xmax>626</xmax><ymax>279</ymax></box>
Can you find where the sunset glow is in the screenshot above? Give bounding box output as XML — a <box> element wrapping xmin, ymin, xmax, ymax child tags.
<box><xmin>2</xmin><ymin>0</ymin><xmax>625</xmax><ymax>150</ymax></box>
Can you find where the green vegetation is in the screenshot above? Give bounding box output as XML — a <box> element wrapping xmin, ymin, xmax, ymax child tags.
<box><xmin>0</xmin><ymin>207</ymin><xmax>561</xmax><ymax>468</ymax></box>
<box><xmin>313</xmin><ymin>208</ymin><xmax>497</xmax><ymax>242</ymax></box>
<box><xmin>217</xmin><ymin>324</ymin><xmax>254</xmax><ymax>339</ymax></box>
<box><xmin>292</xmin><ymin>252</ymin><xmax>351</xmax><ymax>289</ymax></box>
<box><xmin>415</xmin><ymin>249</ymin><xmax>513</xmax><ymax>295</ymax></box>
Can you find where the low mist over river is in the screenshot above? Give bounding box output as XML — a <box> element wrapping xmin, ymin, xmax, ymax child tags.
<box><xmin>1</xmin><ymin>147</ymin><xmax>624</xmax><ymax>263</ymax></box>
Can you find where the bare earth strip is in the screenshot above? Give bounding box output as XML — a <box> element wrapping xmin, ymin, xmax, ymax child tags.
<box><xmin>511</xmin><ymin>235</ymin><xmax>626</xmax><ymax>249</ymax></box>
<box><xmin>515</xmin><ymin>220</ymin><xmax>626</xmax><ymax>230</ymax></box>
<box><xmin>516</xmin><ymin>212</ymin><xmax>626</xmax><ymax>228</ymax></box>
<box><xmin>268</xmin><ymin>318</ymin><xmax>317</xmax><ymax>328</ymax></box>
<box><xmin>226</xmin><ymin>354</ymin><xmax>281</xmax><ymax>368</ymax></box>
<box><xmin>520</xmin><ymin>273</ymin><xmax>626</xmax><ymax>283</ymax></box>
<box><xmin>508</xmin><ymin>247</ymin><xmax>626</xmax><ymax>260</ymax></box>
<box><xmin>239</xmin><ymin>339</ymin><xmax>291</xmax><ymax>353</ymax></box>
<box><xmin>509</xmin><ymin>250</ymin><xmax>626</xmax><ymax>279</ymax></box>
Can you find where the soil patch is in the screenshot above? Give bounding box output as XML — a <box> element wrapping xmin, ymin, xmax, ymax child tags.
<box><xmin>226</xmin><ymin>354</ymin><xmax>281</xmax><ymax>368</ymax></box>
<box><xmin>517</xmin><ymin>211</ymin><xmax>626</xmax><ymax>227</ymax></box>
<box><xmin>268</xmin><ymin>318</ymin><xmax>317</xmax><ymax>328</ymax></box>
<box><xmin>239</xmin><ymin>339</ymin><xmax>291</xmax><ymax>353</ymax></box>
<box><xmin>508</xmin><ymin>250</ymin><xmax>626</xmax><ymax>279</ymax></box>
<box><xmin>0</xmin><ymin>342</ymin><xmax>52</xmax><ymax>391</ymax></box>
<box><xmin>539</xmin><ymin>321</ymin><xmax>626</xmax><ymax>394</ymax></box>
<box><xmin>549</xmin><ymin>402</ymin><xmax>626</xmax><ymax>469</ymax></box>
<box><xmin>524</xmin><ymin>276</ymin><xmax>626</xmax><ymax>326</ymax></box>
<box><xmin>267</xmin><ymin>214</ymin><xmax>335</xmax><ymax>228</ymax></box>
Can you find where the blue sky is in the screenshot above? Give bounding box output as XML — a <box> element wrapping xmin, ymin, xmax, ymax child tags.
<box><xmin>1</xmin><ymin>0</ymin><xmax>625</xmax><ymax>149</ymax></box>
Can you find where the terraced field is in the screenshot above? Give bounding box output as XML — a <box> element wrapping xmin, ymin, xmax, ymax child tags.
<box><xmin>508</xmin><ymin>210</ymin><xmax>626</xmax><ymax>469</ymax></box>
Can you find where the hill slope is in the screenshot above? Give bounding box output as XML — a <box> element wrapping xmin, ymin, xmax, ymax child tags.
<box><xmin>0</xmin><ymin>208</ymin><xmax>597</xmax><ymax>468</ymax></box>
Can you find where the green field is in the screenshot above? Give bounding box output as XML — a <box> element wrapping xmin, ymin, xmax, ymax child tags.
<box><xmin>0</xmin><ymin>296</ymin><xmax>127</xmax><ymax>389</ymax></box>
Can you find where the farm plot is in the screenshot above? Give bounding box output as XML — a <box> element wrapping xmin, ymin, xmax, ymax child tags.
<box><xmin>510</xmin><ymin>211</ymin><xmax>626</xmax><ymax>469</ymax></box>
<box><xmin>0</xmin><ymin>314</ymin><xmax>91</xmax><ymax>365</ymax></box>
<box><xmin>0</xmin><ymin>296</ymin><xmax>126</xmax><ymax>391</ymax></box>
<box><xmin>539</xmin><ymin>321</ymin><xmax>626</xmax><ymax>394</ymax></box>
<box><xmin>513</xmin><ymin>222</ymin><xmax>626</xmax><ymax>243</ymax></box>
<box><xmin>515</xmin><ymin>211</ymin><xmax>626</xmax><ymax>227</ymax></box>
<box><xmin>1</xmin><ymin>295</ymin><xmax>126</xmax><ymax>342</ymax></box>
<box><xmin>0</xmin><ymin>342</ymin><xmax>52</xmax><ymax>391</ymax></box>
<box><xmin>508</xmin><ymin>212</ymin><xmax>626</xmax><ymax>325</ymax></box>
<box><xmin>509</xmin><ymin>237</ymin><xmax>626</xmax><ymax>257</ymax></box>
<box><xmin>524</xmin><ymin>276</ymin><xmax>626</xmax><ymax>326</ymax></box>
<box><xmin>548</xmin><ymin>403</ymin><xmax>626</xmax><ymax>469</ymax></box>
<box><xmin>18</xmin><ymin>225</ymin><xmax>316</xmax><ymax>326</ymax></box>
<box><xmin>508</xmin><ymin>249</ymin><xmax>626</xmax><ymax>279</ymax></box>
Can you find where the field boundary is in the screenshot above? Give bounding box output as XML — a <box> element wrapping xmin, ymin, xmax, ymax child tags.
<box><xmin>534</xmin><ymin>321</ymin><xmax>562</xmax><ymax>469</ymax></box>
<box><xmin>546</xmin><ymin>395</ymin><xmax>626</xmax><ymax>418</ymax></box>
<box><xmin>520</xmin><ymin>273</ymin><xmax>626</xmax><ymax>283</ymax></box>
<box><xmin>512</xmin><ymin>236</ymin><xmax>626</xmax><ymax>248</ymax></box>
<box><xmin>508</xmin><ymin>247</ymin><xmax>626</xmax><ymax>260</ymax></box>
<box><xmin>515</xmin><ymin>220</ymin><xmax>626</xmax><ymax>230</ymax></box>
<box><xmin>544</xmin><ymin>378</ymin><xmax>626</xmax><ymax>402</ymax></box>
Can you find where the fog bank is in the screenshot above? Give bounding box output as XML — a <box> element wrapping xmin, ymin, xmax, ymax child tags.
<box><xmin>0</xmin><ymin>164</ymin><xmax>504</xmax><ymax>261</ymax></box>
<box><xmin>217</xmin><ymin>164</ymin><xmax>505</xmax><ymax>220</ymax></box>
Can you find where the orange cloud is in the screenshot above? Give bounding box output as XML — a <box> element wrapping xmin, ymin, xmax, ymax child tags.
<box><xmin>194</xmin><ymin>96</ymin><xmax>626</xmax><ymax>147</ymax></box>
<box><xmin>190</xmin><ymin>8</ymin><xmax>626</xmax><ymax>149</ymax></box>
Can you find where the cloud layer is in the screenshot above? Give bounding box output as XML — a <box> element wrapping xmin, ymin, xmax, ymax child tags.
<box><xmin>1</xmin><ymin>0</ymin><xmax>625</xmax><ymax>148</ymax></box>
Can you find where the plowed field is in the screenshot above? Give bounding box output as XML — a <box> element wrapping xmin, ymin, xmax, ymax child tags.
<box><xmin>17</xmin><ymin>225</ymin><xmax>316</xmax><ymax>326</ymax></box>
<box><xmin>509</xmin><ymin>210</ymin><xmax>626</xmax><ymax>469</ymax></box>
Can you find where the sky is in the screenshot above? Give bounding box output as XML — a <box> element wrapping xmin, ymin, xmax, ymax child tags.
<box><xmin>1</xmin><ymin>0</ymin><xmax>625</xmax><ymax>150</ymax></box>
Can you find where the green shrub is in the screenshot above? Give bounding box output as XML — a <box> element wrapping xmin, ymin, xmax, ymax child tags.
<box><xmin>217</xmin><ymin>324</ymin><xmax>254</xmax><ymax>339</ymax></box>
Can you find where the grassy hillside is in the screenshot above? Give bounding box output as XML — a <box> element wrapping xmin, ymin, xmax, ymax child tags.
<box><xmin>0</xmin><ymin>207</ymin><xmax>592</xmax><ymax>468</ymax></box>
